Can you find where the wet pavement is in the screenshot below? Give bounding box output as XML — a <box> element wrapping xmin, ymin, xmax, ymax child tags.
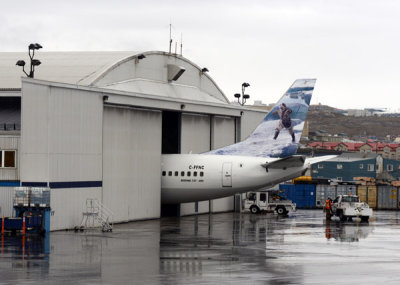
<box><xmin>1</xmin><ymin>210</ymin><xmax>400</xmax><ymax>284</ymax></box>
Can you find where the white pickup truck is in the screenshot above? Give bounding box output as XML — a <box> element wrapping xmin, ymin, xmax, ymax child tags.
<box><xmin>331</xmin><ymin>195</ymin><xmax>373</xmax><ymax>222</ymax></box>
<box><xmin>243</xmin><ymin>191</ymin><xmax>296</xmax><ymax>215</ymax></box>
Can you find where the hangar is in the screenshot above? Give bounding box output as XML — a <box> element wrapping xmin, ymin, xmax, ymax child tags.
<box><xmin>0</xmin><ymin>51</ymin><xmax>266</xmax><ymax>230</ymax></box>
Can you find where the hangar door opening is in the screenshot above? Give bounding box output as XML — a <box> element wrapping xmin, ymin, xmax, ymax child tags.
<box><xmin>161</xmin><ymin>111</ymin><xmax>181</xmax><ymax>217</ymax></box>
<box><xmin>162</xmin><ymin>111</ymin><xmax>181</xmax><ymax>154</ymax></box>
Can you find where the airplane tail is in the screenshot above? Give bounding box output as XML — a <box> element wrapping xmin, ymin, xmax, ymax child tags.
<box><xmin>207</xmin><ymin>79</ymin><xmax>316</xmax><ymax>158</ymax></box>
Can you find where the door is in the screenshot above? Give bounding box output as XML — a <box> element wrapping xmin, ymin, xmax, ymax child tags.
<box><xmin>222</xmin><ymin>162</ymin><xmax>232</xmax><ymax>187</ymax></box>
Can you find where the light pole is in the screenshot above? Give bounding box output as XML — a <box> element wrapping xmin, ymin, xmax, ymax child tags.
<box><xmin>234</xmin><ymin>82</ymin><xmax>250</xmax><ymax>106</ymax></box>
<box><xmin>16</xmin><ymin>43</ymin><xmax>42</xmax><ymax>78</ymax></box>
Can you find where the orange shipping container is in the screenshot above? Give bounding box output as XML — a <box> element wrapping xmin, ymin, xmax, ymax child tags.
<box><xmin>358</xmin><ymin>185</ymin><xmax>367</xmax><ymax>203</ymax></box>
<box><xmin>367</xmin><ymin>186</ymin><xmax>377</xmax><ymax>208</ymax></box>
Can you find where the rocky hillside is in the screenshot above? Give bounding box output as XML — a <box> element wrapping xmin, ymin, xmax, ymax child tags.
<box><xmin>306</xmin><ymin>105</ymin><xmax>400</xmax><ymax>140</ymax></box>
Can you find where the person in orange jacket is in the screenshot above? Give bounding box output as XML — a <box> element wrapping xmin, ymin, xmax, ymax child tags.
<box><xmin>325</xmin><ymin>198</ymin><xmax>333</xmax><ymax>220</ymax></box>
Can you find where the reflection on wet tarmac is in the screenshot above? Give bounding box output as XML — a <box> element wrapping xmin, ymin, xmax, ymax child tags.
<box><xmin>1</xmin><ymin>210</ymin><xmax>400</xmax><ymax>284</ymax></box>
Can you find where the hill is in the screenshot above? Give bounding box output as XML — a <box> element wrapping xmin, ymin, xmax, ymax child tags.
<box><xmin>306</xmin><ymin>105</ymin><xmax>400</xmax><ymax>140</ymax></box>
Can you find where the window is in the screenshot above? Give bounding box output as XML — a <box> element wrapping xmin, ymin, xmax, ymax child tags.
<box><xmin>361</xmin><ymin>149</ymin><xmax>365</xmax><ymax>153</ymax></box>
<box><xmin>337</xmin><ymin>164</ymin><xmax>343</xmax><ymax>169</ymax></box>
<box><xmin>337</xmin><ymin>177</ymin><xmax>342</xmax><ymax>181</ymax></box>
<box><xmin>168</xmin><ymin>171</ymin><xmax>172</xmax><ymax>176</ymax></box>
<box><xmin>368</xmin><ymin>164</ymin><xmax>374</xmax><ymax>171</ymax></box>
<box><xmin>187</xmin><ymin>171</ymin><xmax>191</xmax><ymax>177</ymax></box>
<box><xmin>387</xmin><ymin>164</ymin><xmax>394</xmax><ymax>171</ymax></box>
<box><xmin>360</xmin><ymin>164</ymin><xmax>364</xmax><ymax>169</ymax></box>
<box><xmin>1</xmin><ymin>150</ymin><xmax>16</xmax><ymax>168</ymax></box>
<box><xmin>181</xmin><ymin>171</ymin><xmax>185</xmax><ymax>176</ymax></box>
<box><xmin>342</xmin><ymin>196</ymin><xmax>359</xmax><ymax>203</ymax></box>
<box><xmin>248</xmin><ymin>193</ymin><xmax>256</xmax><ymax>201</ymax></box>
<box><xmin>193</xmin><ymin>171</ymin><xmax>197</xmax><ymax>177</ymax></box>
<box><xmin>162</xmin><ymin>171</ymin><xmax>166</xmax><ymax>176</ymax></box>
<box><xmin>260</xmin><ymin>193</ymin><xmax>267</xmax><ymax>202</ymax></box>
<box><xmin>318</xmin><ymin>164</ymin><xmax>323</xmax><ymax>169</ymax></box>
<box><xmin>200</xmin><ymin>172</ymin><xmax>204</xmax><ymax>177</ymax></box>
<box><xmin>174</xmin><ymin>171</ymin><xmax>178</xmax><ymax>176</ymax></box>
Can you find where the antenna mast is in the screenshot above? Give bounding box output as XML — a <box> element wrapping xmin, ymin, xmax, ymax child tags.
<box><xmin>180</xmin><ymin>33</ymin><xmax>183</xmax><ymax>56</ymax></box>
<box><xmin>169</xmin><ymin>23</ymin><xmax>172</xmax><ymax>54</ymax></box>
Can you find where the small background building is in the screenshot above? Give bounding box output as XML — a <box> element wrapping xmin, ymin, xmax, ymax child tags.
<box><xmin>311</xmin><ymin>153</ymin><xmax>400</xmax><ymax>182</ymax></box>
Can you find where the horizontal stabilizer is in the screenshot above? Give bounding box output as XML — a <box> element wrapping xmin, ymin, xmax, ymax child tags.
<box><xmin>261</xmin><ymin>155</ymin><xmax>305</xmax><ymax>170</ymax></box>
<box><xmin>305</xmin><ymin>155</ymin><xmax>337</xmax><ymax>165</ymax></box>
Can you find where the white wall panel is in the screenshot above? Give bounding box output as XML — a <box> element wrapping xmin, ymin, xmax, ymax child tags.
<box><xmin>181</xmin><ymin>113</ymin><xmax>210</xmax><ymax>154</ymax></box>
<box><xmin>48</xmin><ymin>88</ymin><xmax>103</xmax><ymax>182</ymax></box>
<box><xmin>210</xmin><ymin>116</ymin><xmax>236</xmax><ymax>212</ymax></box>
<box><xmin>212</xmin><ymin>116</ymin><xmax>236</xmax><ymax>149</ymax></box>
<box><xmin>180</xmin><ymin>201</ymin><xmax>209</xmax><ymax>216</ymax></box>
<box><xmin>20</xmin><ymin>83</ymin><xmax>50</xmax><ymax>182</ymax></box>
<box><xmin>180</xmin><ymin>114</ymin><xmax>211</xmax><ymax>215</ymax></box>
<box><xmin>0</xmin><ymin>187</ymin><xmax>15</xmax><ymax>217</ymax></box>
<box><xmin>50</xmin><ymin>188</ymin><xmax>102</xmax><ymax>231</ymax></box>
<box><xmin>240</xmin><ymin>110</ymin><xmax>267</xmax><ymax>141</ymax></box>
<box><xmin>103</xmin><ymin>107</ymin><xmax>162</xmax><ymax>222</ymax></box>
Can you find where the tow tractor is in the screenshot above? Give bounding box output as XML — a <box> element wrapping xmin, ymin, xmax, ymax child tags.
<box><xmin>243</xmin><ymin>191</ymin><xmax>296</xmax><ymax>215</ymax></box>
<box><xmin>331</xmin><ymin>195</ymin><xmax>372</xmax><ymax>222</ymax></box>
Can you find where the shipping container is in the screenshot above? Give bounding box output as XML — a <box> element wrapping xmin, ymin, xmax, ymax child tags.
<box><xmin>279</xmin><ymin>184</ymin><xmax>316</xmax><ymax>208</ymax></box>
<box><xmin>316</xmin><ymin>184</ymin><xmax>336</xmax><ymax>208</ymax></box>
<box><xmin>279</xmin><ymin>184</ymin><xmax>295</xmax><ymax>201</ymax></box>
<box><xmin>358</xmin><ymin>185</ymin><xmax>368</xmax><ymax>203</ymax></box>
<box><xmin>377</xmin><ymin>186</ymin><xmax>398</xmax><ymax>210</ymax></box>
<box><xmin>337</xmin><ymin>185</ymin><xmax>357</xmax><ymax>196</ymax></box>
<box><xmin>367</xmin><ymin>186</ymin><xmax>377</xmax><ymax>208</ymax></box>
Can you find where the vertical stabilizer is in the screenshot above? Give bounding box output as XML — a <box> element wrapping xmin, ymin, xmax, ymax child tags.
<box><xmin>207</xmin><ymin>79</ymin><xmax>316</xmax><ymax>158</ymax></box>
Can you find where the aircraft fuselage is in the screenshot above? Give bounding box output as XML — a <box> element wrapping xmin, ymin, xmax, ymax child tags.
<box><xmin>161</xmin><ymin>154</ymin><xmax>308</xmax><ymax>204</ymax></box>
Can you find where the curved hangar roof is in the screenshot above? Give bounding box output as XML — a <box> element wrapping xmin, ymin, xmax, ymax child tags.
<box><xmin>0</xmin><ymin>51</ymin><xmax>229</xmax><ymax>104</ymax></box>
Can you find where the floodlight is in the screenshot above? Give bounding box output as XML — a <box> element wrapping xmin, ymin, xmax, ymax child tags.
<box><xmin>201</xmin><ymin>67</ymin><xmax>209</xmax><ymax>73</ymax></box>
<box><xmin>16</xmin><ymin>60</ymin><xmax>26</xmax><ymax>67</ymax></box>
<box><xmin>31</xmin><ymin>59</ymin><xmax>41</xmax><ymax>66</ymax></box>
<box><xmin>234</xmin><ymin>93</ymin><xmax>241</xmax><ymax>98</ymax></box>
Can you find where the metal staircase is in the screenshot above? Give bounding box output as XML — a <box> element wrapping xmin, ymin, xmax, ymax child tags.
<box><xmin>77</xmin><ymin>199</ymin><xmax>113</xmax><ymax>232</ymax></box>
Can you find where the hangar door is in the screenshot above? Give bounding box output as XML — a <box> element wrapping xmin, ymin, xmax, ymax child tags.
<box><xmin>102</xmin><ymin>106</ymin><xmax>162</xmax><ymax>222</ymax></box>
<box><xmin>180</xmin><ymin>113</ymin><xmax>211</xmax><ymax>216</ymax></box>
<box><xmin>180</xmin><ymin>113</ymin><xmax>211</xmax><ymax>153</ymax></box>
<box><xmin>212</xmin><ymin>116</ymin><xmax>236</xmax><ymax>149</ymax></box>
<box><xmin>211</xmin><ymin>116</ymin><xmax>236</xmax><ymax>212</ymax></box>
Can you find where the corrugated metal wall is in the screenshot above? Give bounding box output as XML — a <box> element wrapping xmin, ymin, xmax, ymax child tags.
<box><xmin>51</xmin><ymin>188</ymin><xmax>102</xmax><ymax>231</ymax></box>
<box><xmin>0</xmin><ymin>186</ymin><xmax>15</xmax><ymax>216</ymax></box>
<box><xmin>180</xmin><ymin>113</ymin><xmax>211</xmax><ymax>216</ymax></box>
<box><xmin>21</xmin><ymin>82</ymin><xmax>105</xmax><ymax>230</ymax></box>
<box><xmin>103</xmin><ymin>106</ymin><xmax>162</xmax><ymax>222</ymax></box>
<box><xmin>377</xmin><ymin>186</ymin><xmax>398</xmax><ymax>209</ymax></box>
<box><xmin>240</xmin><ymin>110</ymin><xmax>266</xmax><ymax>140</ymax></box>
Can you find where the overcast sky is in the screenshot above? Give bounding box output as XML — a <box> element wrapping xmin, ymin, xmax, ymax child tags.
<box><xmin>1</xmin><ymin>0</ymin><xmax>400</xmax><ymax>109</ymax></box>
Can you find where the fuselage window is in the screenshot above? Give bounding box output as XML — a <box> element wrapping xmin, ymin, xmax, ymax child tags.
<box><xmin>181</xmin><ymin>171</ymin><xmax>185</xmax><ymax>176</ymax></box>
<box><xmin>200</xmin><ymin>172</ymin><xmax>204</xmax><ymax>177</ymax></box>
<box><xmin>168</xmin><ymin>171</ymin><xmax>172</xmax><ymax>176</ymax></box>
<box><xmin>175</xmin><ymin>171</ymin><xmax>178</xmax><ymax>176</ymax></box>
<box><xmin>187</xmin><ymin>171</ymin><xmax>191</xmax><ymax>177</ymax></box>
<box><xmin>193</xmin><ymin>171</ymin><xmax>197</xmax><ymax>177</ymax></box>
<box><xmin>162</xmin><ymin>171</ymin><xmax>166</xmax><ymax>176</ymax></box>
